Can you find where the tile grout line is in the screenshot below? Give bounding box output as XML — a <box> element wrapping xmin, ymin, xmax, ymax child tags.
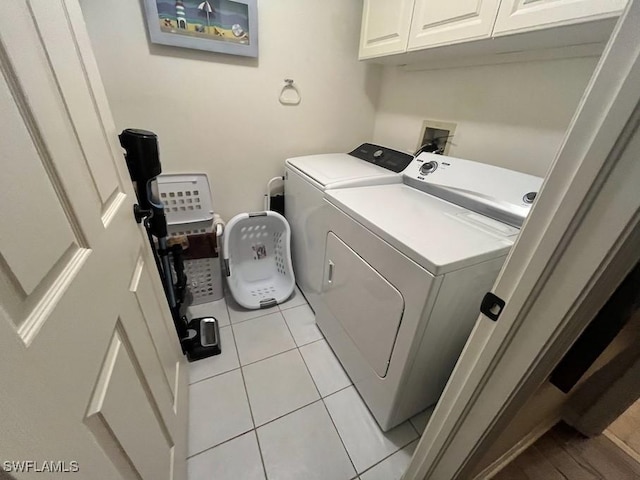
<box><xmin>185</xmin><ymin>410</ymin><xmax>410</xmax><ymax>471</ymax></box>
<box><xmin>246</xmin><ymin>348</ymin><xmax>323</xmax><ymax>429</ymax></box>
<box><xmin>251</xmin><ymin>429</ymin><xmax>269</xmax><ymax>480</ymax></box>
<box><xmin>188</xmin><ymin>366</ymin><xmax>240</xmax><ymax>387</ymax></box>
<box><xmin>319</xmin><ymin>397</ymin><xmax>360</xmax><ymax>476</ymax></box>
<box><xmin>226</xmin><ymin>297</ymin><xmax>307</xmax><ymax>326</ymax></box>
<box><xmin>188</xmin><ymin>373</ymin><xmax>417</xmax><ymax>472</ymax></box>
<box><xmin>195</xmin><ymin>293</ymin><xmax>308</xmax><ymax>326</ymax></box>
<box><xmin>281</xmin><ymin>311</ymin><xmax>322</xmax><ymax>402</ymax></box>
<box><xmin>317</xmin><ymin>370</ymin><xmax>420</xmax><ymax>476</ymax></box>
<box><xmin>191</xmin><ymin>296</ymin><xmax>416</xmax><ymax>476</ymax></box>
<box><xmin>355</xmin><ymin>437</ymin><xmax>422</xmax><ymax>479</ymax></box>
<box><xmin>190</xmin><ymin>295</ymin><xmax>418</xmax><ymax>478</ymax></box>
<box><xmin>186</xmin><ymin>398</ymin><xmax>330</xmax><ymax>461</ymax></box>
<box><xmin>226</xmin><ymin>297</ymin><xmax>269</xmax><ymax>480</ymax></box>
<box><xmin>228</xmin><ymin>309</ymin><xmax>279</xmax><ymax>326</ymax></box>
<box><xmin>256</xmin><ymin>398</ymin><xmax>326</xmax><ymax>432</ymax></box>
<box><xmin>189</xmin><ymin>331</ymin><xmax>328</xmax><ymax>387</ymax></box>
<box><xmin>232</xmin><ymin>305</ymin><xmax>322</xmax><ymax>368</ymax></box>
<box><xmin>189</xmin><ymin>338</ymin><xmax>307</xmax><ymax>387</ymax></box>
<box><xmin>279</xmin><ymin>301</ymin><xmax>308</xmax><ymax>312</ymax></box>
<box><xmin>186</xmin><ymin>298</ymin><xmax>254</xmax><ymax>462</ymax></box>
<box><xmin>285</xmin><ymin>307</ymin><xmax>361</xmax><ymax>479</ymax></box>
<box><xmin>187</xmin><ymin>427</ymin><xmax>254</xmax><ymax>460</ymax></box>
<box><xmin>235</xmin><ymin>324</ymin><xmax>298</xmax><ymax>366</ymax></box>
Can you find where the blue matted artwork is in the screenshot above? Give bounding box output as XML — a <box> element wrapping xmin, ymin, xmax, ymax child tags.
<box><xmin>143</xmin><ymin>0</ymin><xmax>258</xmax><ymax>57</ymax></box>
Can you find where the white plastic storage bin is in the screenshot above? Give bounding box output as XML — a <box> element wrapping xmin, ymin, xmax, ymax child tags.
<box><xmin>224</xmin><ymin>211</ymin><xmax>295</xmax><ymax>309</ymax></box>
<box><xmin>157</xmin><ymin>174</ymin><xmax>214</xmax><ymax>236</ymax></box>
<box><xmin>159</xmin><ymin>173</ymin><xmax>223</xmax><ymax>305</ymax></box>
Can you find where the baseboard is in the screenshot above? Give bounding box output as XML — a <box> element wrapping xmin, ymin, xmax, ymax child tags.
<box><xmin>473</xmin><ymin>417</ymin><xmax>560</xmax><ymax>480</ymax></box>
<box><xmin>603</xmin><ymin>429</ymin><xmax>640</xmax><ymax>464</ymax></box>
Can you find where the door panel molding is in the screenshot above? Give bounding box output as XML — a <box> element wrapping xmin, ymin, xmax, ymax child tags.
<box><xmin>0</xmin><ymin>43</ymin><xmax>89</xmax><ymax>249</ymax></box>
<box><xmin>416</xmin><ymin>1</ymin><xmax>482</xmax><ymax>30</ymax></box>
<box><xmin>18</xmin><ymin>247</ymin><xmax>91</xmax><ymax>345</ymax></box>
<box><xmin>86</xmin><ymin>321</ymin><xmax>174</xmax><ymax>480</ymax></box>
<box><xmin>493</xmin><ymin>0</ymin><xmax>626</xmax><ymax>35</ymax></box>
<box><xmin>359</xmin><ymin>0</ymin><xmax>415</xmax><ymax>59</ymax></box>
<box><xmin>408</xmin><ymin>0</ymin><xmax>501</xmax><ymax>50</ymax></box>
<box><xmin>29</xmin><ymin>0</ymin><xmax>125</xmax><ymax>214</ymax></box>
<box><xmin>130</xmin><ymin>253</ymin><xmax>177</xmax><ymax>402</ymax></box>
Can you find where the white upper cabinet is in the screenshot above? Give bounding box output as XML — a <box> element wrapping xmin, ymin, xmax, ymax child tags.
<box><xmin>359</xmin><ymin>0</ymin><xmax>415</xmax><ymax>59</ymax></box>
<box><xmin>408</xmin><ymin>0</ymin><xmax>502</xmax><ymax>50</ymax></box>
<box><xmin>493</xmin><ymin>0</ymin><xmax>626</xmax><ymax>36</ymax></box>
<box><xmin>358</xmin><ymin>0</ymin><xmax>625</xmax><ymax>62</ymax></box>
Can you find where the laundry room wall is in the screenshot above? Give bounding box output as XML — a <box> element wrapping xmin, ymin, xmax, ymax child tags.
<box><xmin>79</xmin><ymin>0</ymin><xmax>380</xmax><ymax>220</ymax></box>
<box><xmin>373</xmin><ymin>57</ymin><xmax>599</xmax><ymax>178</ymax></box>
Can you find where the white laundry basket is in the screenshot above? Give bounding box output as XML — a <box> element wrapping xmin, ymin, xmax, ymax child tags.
<box><xmin>158</xmin><ymin>173</ymin><xmax>223</xmax><ymax>304</ymax></box>
<box><xmin>223</xmin><ymin>211</ymin><xmax>295</xmax><ymax>309</ymax></box>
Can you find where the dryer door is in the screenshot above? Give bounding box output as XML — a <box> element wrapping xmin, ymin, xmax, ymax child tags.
<box><xmin>323</xmin><ymin>232</ymin><xmax>404</xmax><ymax>377</ymax></box>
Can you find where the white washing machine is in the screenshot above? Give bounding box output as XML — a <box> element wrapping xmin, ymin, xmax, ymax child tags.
<box><xmin>316</xmin><ymin>152</ymin><xmax>543</xmax><ymax>431</ymax></box>
<box><xmin>284</xmin><ymin>144</ymin><xmax>413</xmax><ymax>312</ymax></box>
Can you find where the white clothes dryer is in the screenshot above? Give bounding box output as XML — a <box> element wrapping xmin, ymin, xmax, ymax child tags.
<box><xmin>316</xmin><ymin>153</ymin><xmax>543</xmax><ymax>431</ymax></box>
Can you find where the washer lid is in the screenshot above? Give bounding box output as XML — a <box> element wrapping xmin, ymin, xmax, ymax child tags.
<box><xmin>326</xmin><ymin>183</ymin><xmax>519</xmax><ymax>275</ymax></box>
<box><xmin>286</xmin><ymin>153</ymin><xmax>400</xmax><ymax>189</ymax></box>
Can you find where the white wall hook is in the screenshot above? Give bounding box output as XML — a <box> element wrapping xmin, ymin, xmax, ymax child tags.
<box><xmin>279</xmin><ymin>78</ymin><xmax>301</xmax><ymax>106</ymax></box>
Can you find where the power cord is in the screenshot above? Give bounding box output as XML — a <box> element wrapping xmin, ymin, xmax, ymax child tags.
<box><xmin>415</xmin><ymin>135</ymin><xmax>454</xmax><ymax>156</ymax></box>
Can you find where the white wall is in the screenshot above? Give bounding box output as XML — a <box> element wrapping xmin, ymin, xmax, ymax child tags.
<box><xmin>80</xmin><ymin>0</ymin><xmax>380</xmax><ymax>220</ymax></box>
<box><xmin>373</xmin><ymin>58</ymin><xmax>598</xmax><ymax>178</ymax></box>
<box><xmin>81</xmin><ymin>0</ymin><xmax>599</xmax><ymax>214</ymax></box>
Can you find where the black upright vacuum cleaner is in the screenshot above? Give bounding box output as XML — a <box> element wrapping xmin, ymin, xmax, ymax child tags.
<box><xmin>119</xmin><ymin>128</ymin><xmax>221</xmax><ymax>361</ymax></box>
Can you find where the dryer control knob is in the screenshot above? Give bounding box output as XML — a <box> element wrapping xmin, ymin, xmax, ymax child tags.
<box><xmin>373</xmin><ymin>149</ymin><xmax>384</xmax><ymax>159</ymax></box>
<box><xmin>420</xmin><ymin>161</ymin><xmax>438</xmax><ymax>175</ymax></box>
<box><xmin>523</xmin><ymin>192</ymin><xmax>537</xmax><ymax>204</ymax></box>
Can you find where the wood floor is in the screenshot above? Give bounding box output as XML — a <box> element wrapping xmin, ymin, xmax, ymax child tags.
<box><xmin>493</xmin><ymin>422</ymin><xmax>640</xmax><ymax>480</ymax></box>
<box><xmin>606</xmin><ymin>399</ymin><xmax>640</xmax><ymax>463</ymax></box>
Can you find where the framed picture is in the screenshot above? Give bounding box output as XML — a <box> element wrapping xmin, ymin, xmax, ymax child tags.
<box><xmin>143</xmin><ymin>0</ymin><xmax>258</xmax><ymax>58</ymax></box>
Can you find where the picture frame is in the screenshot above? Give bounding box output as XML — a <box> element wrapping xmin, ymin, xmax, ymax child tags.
<box><xmin>143</xmin><ymin>0</ymin><xmax>258</xmax><ymax>58</ymax></box>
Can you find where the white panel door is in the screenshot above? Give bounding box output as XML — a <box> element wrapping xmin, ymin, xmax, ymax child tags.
<box><xmin>408</xmin><ymin>0</ymin><xmax>502</xmax><ymax>50</ymax></box>
<box><xmin>493</xmin><ymin>0</ymin><xmax>626</xmax><ymax>36</ymax></box>
<box><xmin>359</xmin><ymin>0</ymin><xmax>416</xmax><ymax>59</ymax></box>
<box><xmin>0</xmin><ymin>1</ymin><xmax>188</xmax><ymax>479</ymax></box>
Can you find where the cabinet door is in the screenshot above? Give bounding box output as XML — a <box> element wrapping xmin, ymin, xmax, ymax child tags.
<box><xmin>493</xmin><ymin>0</ymin><xmax>626</xmax><ymax>36</ymax></box>
<box><xmin>408</xmin><ymin>0</ymin><xmax>501</xmax><ymax>50</ymax></box>
<box><xmin>359</xmin><ymin>0</ymin><xmax>415</xmax><ymax>59</ymax></box>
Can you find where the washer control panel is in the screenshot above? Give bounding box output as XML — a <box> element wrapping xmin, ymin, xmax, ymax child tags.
<box><xmin>419</xmin><ymin>160</ymin><xmax>438</xmax><ymax>175</ymax></box>
<box><xmin>349</xmin><ymin>143</ymin><xmax>413</xmax><ymax>173</ymax></box>
<box><xmin>403</xmin><ymin>152</ymin><xmax>544</xmax><ymax>228</ymax></box>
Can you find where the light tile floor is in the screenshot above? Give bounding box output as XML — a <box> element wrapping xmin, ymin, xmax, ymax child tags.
<box><xmin>187</xmin><ymin>290</ymin><xmax>432</xmax><ymax>480</ymax></box>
